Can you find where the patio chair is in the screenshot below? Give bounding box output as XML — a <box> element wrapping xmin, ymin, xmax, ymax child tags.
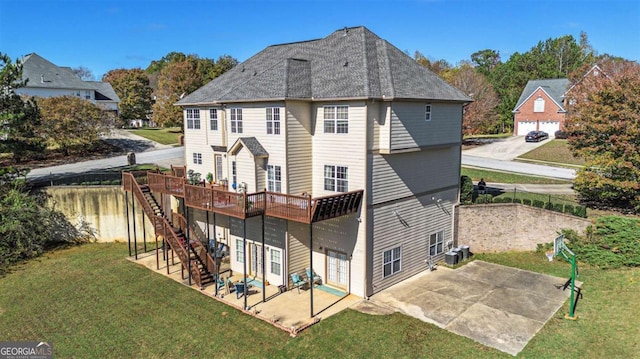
<box><xmin>305</xmin><ymin>268</ymin><xmax>322</xmax><ymax>286</ymax></box>
<box><xmin>290</xmin><ymin>273</ymin><xmax>307</xmax><ymax>294</ymax></box>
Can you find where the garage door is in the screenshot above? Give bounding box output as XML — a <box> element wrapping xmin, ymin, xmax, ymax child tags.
<box><xmin>517</xmin><ymin>121</ymin><xmax>537</xmax><ymax>136</ymax></box>
<box><xmin>539</xmin><ymin>121</ymin><xmax>560</xmax><ymax>136</ymax></box>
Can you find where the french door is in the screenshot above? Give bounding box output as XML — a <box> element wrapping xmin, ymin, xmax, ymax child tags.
<box><xmin>326</xmin><ymin>250</ymin><xmax>348</xmax><ymax>288</ymax></box>
<box><xmin>250</xmin><ymin>243</ymin><xmax>263</xmax><ymax>277</ymax></box>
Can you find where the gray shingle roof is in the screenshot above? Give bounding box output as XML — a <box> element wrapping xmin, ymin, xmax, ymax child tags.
<box><xmin>89</xmin><ymin>81</ymin><xmax>120</xmax><ymax>102</ymax></box>
<box><xmin>513</xmin><ymin>78</ymin><xmax>570</xmax><ymax>112</ymax></box>
<box><xmin>230</xmin><ymin>137</ymin><xmax>268</xmax><ymax>158</ymax></box>
<box><xmin>177</xmin><ymin>26</ymin><xmax>471</xmax><ymax>105</ymax></box>
<box><xmin>19</xmin><ymin>53</ymin><xmax>119</xmax><ymax>102</ymax></box>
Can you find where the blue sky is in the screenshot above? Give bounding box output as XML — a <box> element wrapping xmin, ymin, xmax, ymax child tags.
<box><xmin>1</xmin><ymin>0</ymin><xmax>638</xmax><ymax>79</ymax></box>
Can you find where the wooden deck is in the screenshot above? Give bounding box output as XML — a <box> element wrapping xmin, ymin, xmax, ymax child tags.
<box><xmin>126</xmin><ymin>171</ymin><xmax>364</xmax><ymax>223</ymax></box>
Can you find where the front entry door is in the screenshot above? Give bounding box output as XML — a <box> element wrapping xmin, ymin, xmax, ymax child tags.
<box><xmin>250</xmin><ymin>243</ymin><xmax>263</xmax><ymax>277</ymax></box>
<box><xmin>326</xmin><ymin>250</ymin><xmax>348</xmax><ymax>288</ymax></box>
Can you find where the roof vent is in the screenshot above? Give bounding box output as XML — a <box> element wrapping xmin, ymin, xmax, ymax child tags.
<box><xmin>344</xmin><ymin>61</ymin><xmax>349</xmax><ymax>67</ymax></box>
<box><xmin>41</xmin><ymin>74</ymin><xmax>45</xmax><ymax>83</ymax></box>
<box><xmin>343</xmin><ymin>27</ymin><xmax>348</xmax><ymax>36</ymax></box>
<box><xmin>241</xmin><ymin>66</ymin><xmax>245</xmax><ymax>72</ymax></box>
<box><xmin>253</xmin><ymin>71</ymin><xmax>257</xmax><ymax>76</ymax></box>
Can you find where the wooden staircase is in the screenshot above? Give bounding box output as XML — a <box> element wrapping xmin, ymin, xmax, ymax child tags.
<box><xmin>124</xmin><ymin>172</ymin><xmax>217</xmax><ymax>289</ymax></box>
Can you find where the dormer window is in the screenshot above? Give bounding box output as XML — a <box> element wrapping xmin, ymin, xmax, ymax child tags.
<box><xmin>534</xmin><ymin>97</ymin><xmax>545</xmax><ymax>113</ymax></box>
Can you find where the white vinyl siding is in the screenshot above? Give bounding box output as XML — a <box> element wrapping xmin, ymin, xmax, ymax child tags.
<box><xmin>186</xmin><ymin>108</ymin><xmax>200</xmax><ymax>129</ymax></box>
<box><xmin>209</xmin><ymin>109</ymin><xmax>218</xmax><ymax>131</ymax></box>
<box><xmin>266</xmin><ymin>107</ymin><xmax>281</xmax><ymax>135</ymax></box>
<box><xmin>383</xmin><ymin>247</ymin><xmax>401</xmax><ymax>278</ymax></box>
<box><xmin>323</xmin><ymin>105</ymin><xmax>348</xmax><ymax>133</ymax></box>
<box><xmin>230</xmin><ymin>108</ymin><xmax>243</xmax><ymax>133</ymax></box>
<box><xmin>390</xmin><ymin>102</ymin><xmax>462</xmax><ymax>150</ymax></box>
<box><xmin>285</xmin><ymin>101</ymin><xmax>312</xmax><ymax>195</ymax></box>
<box><xmin>370</xmin><ymin>148</ymin><xmax>460</xmax><ymax>205</ymax></box>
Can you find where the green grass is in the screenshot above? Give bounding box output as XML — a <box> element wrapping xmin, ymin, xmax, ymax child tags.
<box><xmin>461</xmin><ymin>167</ymin><xmax>571</xmax><ymax>184</ymax></box>
<box><xmin>518</xmin><ymin>139</ymin><xmax>586</xmax><ymax>167</ymax></box>
<box><xmin>128</xmin><ymin>127</ymin><xmax>182</xmax><ymax>145</ymax></box>
<box><xmin>1</xmin><ymin>243</ymin><xmax>638</xmax><ymax>358</ymax></box>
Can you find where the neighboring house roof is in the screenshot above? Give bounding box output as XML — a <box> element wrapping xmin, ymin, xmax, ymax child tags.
<box><xmin>89</xmin><ymin>81</ymin><xmax>121</xmax><ymax>102</ymax></box>
<box><xmin>229</xmin><ymin>137</ymin><xmax>269</xmax><ymax>158</ymax></box>
<box><xmin>177</xmin><ymin>26</ymin><xmax>471</xmax><ymax>106</ymax></box>
<box><xmin>513</xmin><ymin>78</ymin><xmax>570</xmax><ymax>113</ymax></box>
<box><xmin>19</xmin><ymin>53</ymin><xmax>119</xmax><ymax>102</ymax></box>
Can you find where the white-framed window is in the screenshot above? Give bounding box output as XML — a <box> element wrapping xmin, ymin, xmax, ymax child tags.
<box><xmin>209</xmin><ymin>109</ymin><xmax>218</xmax><ymax>131</ymax></box>
<box><xmin>425</xmin><ymin>104</ymin><xmax>432</xmax><ymax>121</ymax></box>
<box><xmin>383</xmin><ymin>246</ymin><xmax>401</xmax><ymax>278</ymax></box>
<box><xmin>266</xmin><ymin>107</ymin><xmax>280</xmax><ymax>135</ymax></box>
<box><xmin>84</xmin><ymin>91</ymin><xmax>91</xmax><ymax>100</ymax></box>
<box><xmin>236</xmin><ymin>239</ymin><xmax>244</xmax><ymax>263</ymax></box>
<box><xmin>192</xmin><ymin>153</ymin><xmax>202</xmax><ymax>165</ymax></box>
<box><xmin>231</xmin><ymin>161</ymin><xmax>237</xmax><ymax>186</ymax></box>
<box><xmin>323</xmin><ymin>105</ymin><xmax>349</xmax><ymax>133</ymax></box>
<box><xmin>215</xmin><ymin>155</ymin><xmax>223</xmax><ymax>181</ymax></box>
<box><xmin>324</xmin><ymin>165</ymin><xmax>348</xmax><ymax>192</ymax></box>
<box><xmin>267</xmin><ymin>165</ymin><xmax>282</xmax><ymax>192</ymax></box>
<box><xmin>230</xmin><ymin>108</ymin><xmax>243</xmax><ymax>133</ymax></box>
<box><xmin>270</xmin><ymin>248</ymin><xmax>281</xmax><ymax>275</ymax></box>
<box><xmin>429</xmin><ymin>231</ymin><xmax>444</xmax><ymax>256</ymax></box>
<box><xmin>186</xmin><ymin>109</ymin><xmax>201</xmax><ymax>129</ymax></box>
<box><xmin>534</xmin><ymin>97</ymin><xmax>545</xmax><ymax>112</ymax></box>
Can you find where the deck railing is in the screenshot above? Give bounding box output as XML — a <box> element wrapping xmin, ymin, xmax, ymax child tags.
<box><xmin>265</xmin><ymin>192</ymin><xmax>314</xmax><ymax>223</ymax></box>
<box><xmin>148</xmin><ymin>172</ymin><xmax>186</xmax><ymax>197</ymax></box>
<box><xmin>184</xmin><ymin>184</ymin><xmax>265</xmax><ymax>219</ymax></box>
<box><xmin>171</xmin><ymin>211</ymin><xmax>216</xmax><ymax>276</ymax></box>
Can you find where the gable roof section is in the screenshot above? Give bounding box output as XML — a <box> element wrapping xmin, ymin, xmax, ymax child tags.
<box><xmin>177</xmin><ymin>26</ymin><xmax>471</xmax><ymax>106</ymax></box>
<box><xmin>229</xmin><ymin>137</ymin><xmax>269</xmax><ymax>158</ymax></box>
<box><xmin>513</xmin><ymin>78</ymin><xmax>570</xmax><ymax>113</ymax></box>
<box><xmin>19</xmin><ymin>53</ymin><xmax>119</xmax><ymax>102</ymax></box>
<box><xmin>21</xmin><ymin>53</ymin><xmax>94</xmax><ymax>90</ymax></box>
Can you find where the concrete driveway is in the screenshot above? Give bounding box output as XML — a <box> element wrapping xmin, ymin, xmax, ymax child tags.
<box><xmin>464</xmin><ymin>136</ymin><xmax>550</xmax><ymax>160</ymax></box>
<box><xmin>368</xmin><ymin>261</ymin><xmax>573</xmax><ymax>356</ymax></box>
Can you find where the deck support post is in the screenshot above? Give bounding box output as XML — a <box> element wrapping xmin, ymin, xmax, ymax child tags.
<box><xmin>243</xmin><ymin>219</ymin><xmax>248</xmax><ymax>310</ymax></box>
<box><xmin>132</xmin><ymin>191</ymin><xmax>138</xmax><ymax>260</ymax></box>
<box><xmin>125</xmin><ymin>191</ymin><xmax>131</xmax><ymax>257</ymax></box>
<box><xmin>310</xmin><ymin>223</ymin><xmax>314</xmax><ymax>318</ymax></box>
<box><xmin>186</xmin><ymin>206</ymin><xmax>192</xmax><ymax>287</ymax></box>
<box><xmin>262</xmin><ymin>214</ymin><xmax>266</xmax><ymax>303</ymax></box>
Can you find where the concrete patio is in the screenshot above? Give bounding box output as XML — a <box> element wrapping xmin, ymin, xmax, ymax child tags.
<box><xmin>368</xmin><ymin>260</ymin><xmax>575</xmax><ymax>356</ymax></box>
<box><xmin>129</xmin><ymin>248</ymin><xmax>359</xmax><ymax>335</ymax></box>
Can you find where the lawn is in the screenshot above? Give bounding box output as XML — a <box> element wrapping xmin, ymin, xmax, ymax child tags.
<box><xmin>461</xmin><ymin>167</ymin><xmax>571</xmax><ymax>184</ymax></box>
<box><xmin>517</xmin><ymin>139</ymin><xmax>586</xmax><ymax>166</ymax></box>
<box><xmin>128</xmin><ymin>127</ymin><xmax>182</xmax><ymax>145</ymax></box>
<box><xmin>1</xmin><ymin>243</ymin><xmax>638</xmax><ymax>358</ymax></box>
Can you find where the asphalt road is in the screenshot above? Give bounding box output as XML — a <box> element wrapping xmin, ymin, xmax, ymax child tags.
<box><xmin>27</xmin><ymin>147</ymin><xmax>185</xmax><ymax>179</ymax></box>
<box><xmin>461</xmin><ymin>155</ymin><xmax>577</xmax><ymax>180</ymax></box>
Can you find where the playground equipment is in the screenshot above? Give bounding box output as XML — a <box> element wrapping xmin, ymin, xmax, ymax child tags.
<box><xmin>550</xmin><ymin>234</ymin><xmax>582</xmax><ymax>320</ymax></box>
